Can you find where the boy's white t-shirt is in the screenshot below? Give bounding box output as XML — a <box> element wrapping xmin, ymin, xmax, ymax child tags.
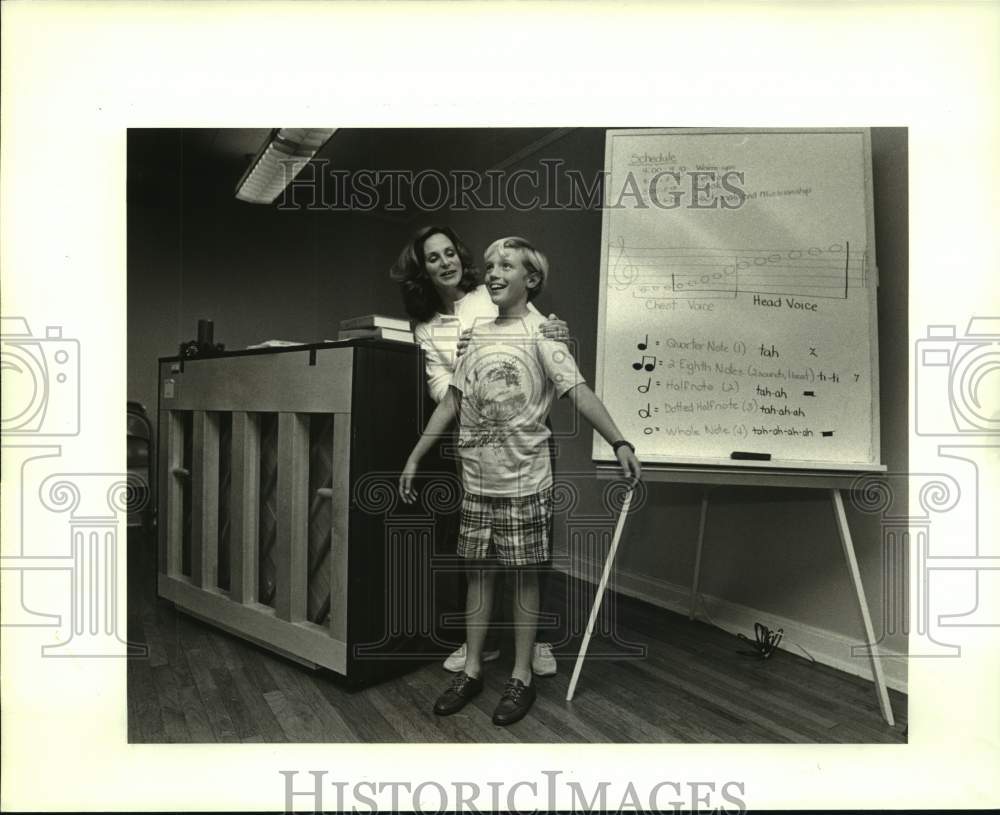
<box><xmin>450</xmin><ymin>311</ymin><xmax>585</xmax><ymax>497</ymax></box>
<box><xmin>413</xmin><ymin>285</ymin><xmax>541</xmax><ymax>403</ymax></box>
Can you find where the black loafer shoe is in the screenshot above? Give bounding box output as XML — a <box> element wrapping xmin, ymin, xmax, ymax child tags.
<box><xmin>492</xmin><ymin>677</ymin><xmax>536</xmax><ymax>726</ymax></box>
<box><xmin>433</xmin><ymin>671</ymin><xmax>484</xmax><ymax>716</ymax></box>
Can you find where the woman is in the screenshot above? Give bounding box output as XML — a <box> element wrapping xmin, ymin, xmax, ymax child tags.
<box><xmin>390</xmin><ymin>224</ymin><xmax>568</xmax><ymax>676</ymax></box>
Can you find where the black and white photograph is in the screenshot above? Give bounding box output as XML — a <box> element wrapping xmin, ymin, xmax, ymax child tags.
<box><xmin>126</xmin><ymin>126</ymin><xmax>909</xmax><ymax>749</ymax></box>
<box><xmin>2</xmin><ymin>2</ymin><xmax>998</xmax><ymax>813</ymax></box>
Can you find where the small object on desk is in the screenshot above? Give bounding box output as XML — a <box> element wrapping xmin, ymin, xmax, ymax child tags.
<box><xmin>338</xmin><ymin>327</ymin><xmax>415</xmax><ymax>344</ymax></box>
<box><xmin>179</xmin><ymin>317</ymin><xmax>225</xmax><ymax>358</ymax></box>
<box><xmin>730</xmin><ymin>451</ymin><xmax>771</xmax><ymax>461</ymax></box>
<box><xmin>339</xmin><ymin>314</ymin><xmax>412</xmax><ymax>333</ymax></box>
<box><xmin>245</xmin><ymin>339</ymin><xmax>305</xmax><ymax>349</ymax></box>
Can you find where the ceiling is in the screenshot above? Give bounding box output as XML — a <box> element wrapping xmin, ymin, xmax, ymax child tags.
<box><xmin>127</xmin><ymin>127</ymin><xmax>564</xmax><ymax>209</ymax></box>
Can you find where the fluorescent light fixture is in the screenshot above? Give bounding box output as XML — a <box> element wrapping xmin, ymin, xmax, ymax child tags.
<box><xmin>235</xmin><ymin>128</ymin><xmax>335</xmax><ymax>204</ymax></box>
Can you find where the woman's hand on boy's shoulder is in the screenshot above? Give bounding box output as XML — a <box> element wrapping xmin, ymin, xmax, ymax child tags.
<box><xmin>455</xmin><ymin>328</ymin><xmax>474</xmax><ymax>359</ymax></box>
<box><xmin>539</xmin><ymin>313</ymin><xmax>569</xmax><ymax>343</ymax></box>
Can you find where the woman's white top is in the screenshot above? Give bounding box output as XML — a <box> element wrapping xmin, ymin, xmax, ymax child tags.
<box><xmin>413</xmin><ymin>284</ymin><xmax>541</xmax><ymax>403</ymax></box>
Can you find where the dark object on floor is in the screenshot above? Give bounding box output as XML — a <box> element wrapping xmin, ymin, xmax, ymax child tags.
<box><xmin>434</xmin><ymin>671</ymin><xmax>484</xmax><ymax>716</ymax></box>
<box><xmin>738</xmin><ymin>622</ymin><xmax>784</xmax><ymax>659</ymax></box>
<box><xmin>126</xmin><ymin>400</ymin><xmax>154</xmax><ymax>531</ymax></box>
<box><xmin>492</xmin><ymin>677</ymin><xmax>536</xmax><ymax>726</ymax></box>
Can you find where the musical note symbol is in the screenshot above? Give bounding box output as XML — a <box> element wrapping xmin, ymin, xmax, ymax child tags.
<box><xmin>637</xmin><ymin>334</ymin><xmax>648</xmax><ymax>351</ymax></box>
<box><xmin>632</xmin><ymin>355</ymin><xmax>657</xmax><ymax>372</ymax></box>
<box><xmin>637</xmin><ymin>378</ymin><xmax>651</xmax><ymax>393</ymax></box>
<box><xmin>638</xmin><ymin>403</ymin><xmax>651</xmax><ymax>418</ymax></box>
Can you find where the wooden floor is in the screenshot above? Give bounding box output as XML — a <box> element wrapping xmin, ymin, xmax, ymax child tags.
<box><xmin>127</xmin><ymin>528</ymin><xmax>907</xmax><ymax>743</ymax></box>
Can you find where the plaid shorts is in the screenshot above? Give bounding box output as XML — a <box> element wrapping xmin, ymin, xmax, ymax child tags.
<box><xmin>457</xmin><ymin>488</ymin><xmax>552</xmax><ymax>566</ymax></box>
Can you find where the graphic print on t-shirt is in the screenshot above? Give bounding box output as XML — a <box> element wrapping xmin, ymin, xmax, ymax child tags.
<box><xmin>460</xmin><ymin>343</ymin><xmax>545</xmax><ymax>452</ymax></box>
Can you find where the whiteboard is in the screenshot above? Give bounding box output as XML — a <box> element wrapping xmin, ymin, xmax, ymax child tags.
<box><xmin>593</xmin><ymin>129</ymin><xmax>884</xmax><ymax>472</ymax></box>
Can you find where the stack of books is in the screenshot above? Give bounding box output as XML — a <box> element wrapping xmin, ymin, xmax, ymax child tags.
<box><xmin>336</xmin><ymin>315</ymin><xmax>414</xmax><ymax>344</ymax></box>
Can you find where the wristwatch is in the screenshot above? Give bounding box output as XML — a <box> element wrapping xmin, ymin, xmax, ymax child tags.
<box><xmin>612</xmin><ymin>440</ymin><xmax>635</xmax><ymax>454</ymax></box>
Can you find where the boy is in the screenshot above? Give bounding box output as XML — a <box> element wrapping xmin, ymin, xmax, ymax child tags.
<box><xmin>399</xmin><ymin>236</ymin><xmax>641</xmax><ymax>726</ymax></box>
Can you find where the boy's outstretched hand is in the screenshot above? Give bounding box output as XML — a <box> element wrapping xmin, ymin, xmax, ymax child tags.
<box><xmin>616</xmin><ymin>445</ymin><xmax>642</xmax><ymax>485</ymax></box>
<box><xmin>398</xmin><ymin>457</ymin><xmax>419</xmax><ymax>504</ymax></box>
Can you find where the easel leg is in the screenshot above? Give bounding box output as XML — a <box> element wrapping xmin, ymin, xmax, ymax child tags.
<box><xmin>689</xmin><ymin>489</ymin><xmax>710</xmax><ymax>620</ymax></box>
<box><xmin>831</xmin><ymin>488</ymin><xmax>895</xmax><ymax>726</ymax></box>
<box><xmin>566</xmin><ymin>489</ymin><xmax>634</xmax><ymax>702</ymax></box>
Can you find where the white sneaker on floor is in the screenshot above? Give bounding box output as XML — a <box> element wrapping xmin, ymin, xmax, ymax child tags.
<box><xmin>443</xmin><ymin>642</ymin><xmax>501</xmax><ymax>673</ymax></box>
<box><xmin>532</xmin><ymin>642</ymin><xmax>557</xmax><ymax>676</ymax></box>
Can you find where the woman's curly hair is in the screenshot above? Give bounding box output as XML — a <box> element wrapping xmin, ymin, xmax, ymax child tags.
<box><xmin>389</xmin><ymin>225</ymin><xmax>480</xmax><ymax>323</ymax></box>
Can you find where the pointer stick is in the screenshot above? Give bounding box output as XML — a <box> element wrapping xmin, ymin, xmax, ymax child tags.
<box><xmin>566</xmin><ymin>487</ymin><xmax>635</xmax><ymax>701</ymax></box>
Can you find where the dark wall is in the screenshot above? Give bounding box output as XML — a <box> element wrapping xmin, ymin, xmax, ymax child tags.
<box><xmin>128</xmin><ymin>127</ymin><xmax>908</xmax><ymax>657</ymax></box>
<box><xmin>128</xmin><ymin>131</ymin><xmax>415</xmax><ymax>422</ymax></box>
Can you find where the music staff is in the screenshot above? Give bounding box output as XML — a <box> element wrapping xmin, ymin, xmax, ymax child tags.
<box><xmin>610</xmin><ymin>241</ymin><xmax>867</xmax><ymax>300</ymax></box>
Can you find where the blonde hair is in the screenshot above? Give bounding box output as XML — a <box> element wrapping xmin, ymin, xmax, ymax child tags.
<box><xmin>483</xmin><ymin>236</ymin><xmax>549</xmax><ymax>301</ymax></box>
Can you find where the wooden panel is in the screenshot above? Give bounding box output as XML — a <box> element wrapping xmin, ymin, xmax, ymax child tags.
<box><xmin>329</xmin><ymin>415</ymin><xmax>351</xmax><ymax>642</ymax></box>
<box><xmin>158</xmin><ymin>409</ymin><xmax>185</xmax><ymax>576</ymax></box>
<box><xmin>306</xmin><ymin>415</ymin><xmax>335</xmax><ymax>624</ymax></box>
<box><xmin>158</xmin><ymin>575</ymin><xmax>346</xmax><ymax>673</ymax></box>
<box><xmin>154</xmin><ymin>344</ymin><xmax>429</xmax><ymax>682</ymax></box>
<box><xmin>275</xmin><ymin>413</ymin><xmax>309</xmax><ymax>623</ymax></box>
<box><xmin>161</xmin><ymin>348</ymin><xmax>354</xmax><ymax>413</ymax></box>
<box><xmin>229</xmin><ymin>412</ymin><xmax>259</xmax><ymax>604</ymax></box>
<box><xmin>191</xmin><ymin>411</ymin><xmax>220</xmax><ymax>589</ymax></box>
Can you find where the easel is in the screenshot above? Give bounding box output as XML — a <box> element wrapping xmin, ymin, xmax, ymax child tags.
<box><xmin>566</xmin><ymin>465</ymin><xmax>895</xmax><ymax>727</ymax></box>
